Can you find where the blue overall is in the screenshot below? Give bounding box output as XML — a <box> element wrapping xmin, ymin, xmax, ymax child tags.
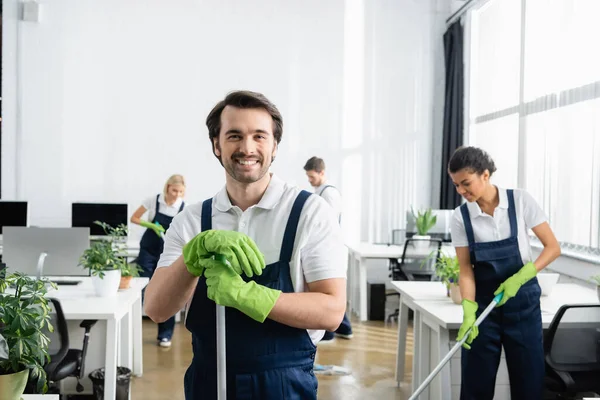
<box><xmin>138</xmin><ymin>194</ymin><xmax>184</xmax><ymax>340</ymax></box>
<box><xmin>317</xmin><ymin>185</ymin><xmax>352</xmax><ymax>339</ymax></box>
<box><xmin>184</xmin><ymin>191</ymin><xmax>318</xmax><ymax>400</ymax></box>
<box><xmin>459</xmin><ymin>190</ymin><xmax>544</xmax><ymax>400</ymax></box>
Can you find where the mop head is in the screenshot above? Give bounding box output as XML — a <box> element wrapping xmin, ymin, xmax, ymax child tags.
<box><xmin>313</xmin><ymin>364</ymin><xmax>352</xmax><ymax>376</ymax></box>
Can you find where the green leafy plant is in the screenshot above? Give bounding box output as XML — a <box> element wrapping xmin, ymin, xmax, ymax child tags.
<box><xmin>590</xmin><ymin>275</ymin><xmax>600</xmax><ymax>286</ymax></box>
<box><xmin>0</xmin><ymin>273</ymin><xmax>57</xmax><ymax>393</ymax></box>
<box><xmin>411</xmin><ymin>207</ymin><xmax>437</xmax><ymax>236</ymax></box>
<box><xmin>120</xmin><ymin>261</ymin><xmax>142</xmax><ymax>278</ymax></box>
<box><xmin>79</xmin><ymin>221</ymin><xmax>129</xmax><ymax>278</ymax></box>
<box><xmin>434</xmin><ymin>253</ymin><xmax>460</xmax><ymax>288</ymax></box>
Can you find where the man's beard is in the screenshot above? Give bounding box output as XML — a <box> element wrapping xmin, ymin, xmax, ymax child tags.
<box><xmin>223</xmin><ymin>152</ymin><xmax>271</xmax><ymax>184</ymax></box>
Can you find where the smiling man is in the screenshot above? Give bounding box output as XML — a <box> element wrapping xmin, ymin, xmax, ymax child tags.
<box><xmin>143</xmin><ymin>91</ymin><xmax>348</xmax><ymax>400</ymax></box>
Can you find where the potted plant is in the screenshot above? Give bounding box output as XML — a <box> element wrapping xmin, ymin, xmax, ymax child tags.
<box><xmin>79</xmin><ymin>221</ymin><xmax>128</xmax><ymax>297</ymax></box>
<box><xmin>435</xmin><ymin>253</ymin><xmax>461</xmax><ymax>304</ymax></box>
<box><xmin>119</xmin><ymin>261</ymin><xmax>141</xmax><ymax>290</ymax></box>
<box><xmin>0</xmin><ymin>273</ymin><xmax>55</xmax><ymax>399</ymax></box>
<box><xmin>591</xmin><ymin>275</ymin><xmax>600</xmax><ymax>302</ymax></box>
<box><xmin>411</xmin><ymin>207</ymin><xmax>437</xmax><ymax>250</ymax></box>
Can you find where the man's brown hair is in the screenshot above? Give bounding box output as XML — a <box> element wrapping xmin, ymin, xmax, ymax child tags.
<box><xmin>303</xmin><ymin>156</ymin><xmax>325</xmax><ymax>173</ymax></box>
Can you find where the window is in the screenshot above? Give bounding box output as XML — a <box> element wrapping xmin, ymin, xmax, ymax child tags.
<box><xmin>468</xmin><ymin>0</ymin><xmax>600</xmax><ymax>248</ymax></box>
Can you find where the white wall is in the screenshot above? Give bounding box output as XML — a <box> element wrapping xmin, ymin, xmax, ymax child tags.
<box><xmin>2</xmin><ymin>0</ymin><xmax>449</xmax><ymax>243</ymax></box>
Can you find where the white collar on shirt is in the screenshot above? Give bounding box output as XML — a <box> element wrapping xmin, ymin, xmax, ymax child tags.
<box><xmin>465</xmin><ymin>186</ymin><xmax>508</xmax><ymax>218</ymax></box>
<box><xmin>214</xmin><ymin>173</ymin><xmax>286</xmax><ymax>212</ymax></box>
<box><xmin>159</xmin><ymin>193</ymin><xmax>183</xmax><ymax>208</ymax></box>
<box><xmin>315</xmin><ymin>181</ymin><xmax>332</xmax><ymax>193</ymax></box>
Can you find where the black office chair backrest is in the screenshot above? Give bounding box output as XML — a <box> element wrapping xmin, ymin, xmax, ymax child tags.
<box><xmin>544</xmin><ymin>303</ymin><xmax>600</xmax><ymax>372</ymax></box>
<box><xmin>400</xmin><ymin>237</ymin><xmax>443</xmax><ymax>267</ymax></box>
<box><xmin>44</xmin><ymin>298</ymin><xmax>70</xmax><ymax>376</ymax></box>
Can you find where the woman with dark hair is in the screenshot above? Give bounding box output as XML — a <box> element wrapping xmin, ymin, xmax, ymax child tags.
<box><xmin>448</xmin><ymin>146</ymin><xmax>561</xmax><ymax>400</ymax></box>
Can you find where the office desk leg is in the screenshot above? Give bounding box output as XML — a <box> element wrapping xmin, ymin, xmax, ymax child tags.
<box><xmin>132</xmin><ymin>294</ymin><xmax>144</xmax><ymax>377</ymax></box>
<box><xmin>395</xmin><ymin>298</ymin><xmax>409</xmax><ymax>386</ymax></box>
<box><xmin>104</xmin><ymin>318</ymin><xmax>118</xmax><ymax>400</ymax></box>
<box><xmin>411</xmin><ymin>310</ymin><xmax>422</xmax><ymax>393</ymax></box>
<box><xmin>359</xmin><ymin>257</ymin><xmax>367</xmax><ymax>322</ymax></box>
<box><xmin>418</xmin><ymin>318</ymin><xmax>431</xmax><ymax>400</ymax></box>
<box><xmin>120</xmin><ymin>309</ymin><xmax>133</xmax><ymax>370</ymax></box>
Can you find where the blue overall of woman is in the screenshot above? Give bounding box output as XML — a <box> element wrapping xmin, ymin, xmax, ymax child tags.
<box><xmin>459</xmin><ymin>189</ymin><xmax>544</xmax><ymax>400</ymax></box>
<box><xmin>138</xmin><ymin>194</ymin><xmax>184</xmax><ymax>340</ymax></box>
<box><xmin>184</xmin><ymin>191</ymin><xmax>318</xmax><ymax>400</ymax></box>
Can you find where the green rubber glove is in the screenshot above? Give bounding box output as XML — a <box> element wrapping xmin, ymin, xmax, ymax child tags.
<box><xmin>493</xmin><ymin>262</ymin><xmax>537</xmax><ymax>307</ymax></box>
<box><xmin>204</xmin><ymin>258</ymin><xmax>281</xmax><ymax>323</ymax></box>
<box><xmin>457</xmin><ymin>299</ymin><xmax>479</xmax><ymax>350</ymax></box>
<box><xmin>139</xmin><ymin>220</ymin><xmax>165</xmax><ymax>237</ymax></box>
<box><xmin>183</xmin><ymin>230</ymin><xmax>265</xmax><ymax>278</ymax></box>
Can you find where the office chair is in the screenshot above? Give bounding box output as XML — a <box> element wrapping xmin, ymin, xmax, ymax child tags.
<box><xmin>385</xmin><ymin>237</ymin><xmax>443</xmax><ymax>323</ymax></box>
<box><xmin>544</xmin><ymin>303</ymin><xmax>600</xmax><ymax>398</ymax></box>
<box><xmin>26</xmin><ymin>298</ymin><xmax>98</xmax><ymax>394</ymax></box>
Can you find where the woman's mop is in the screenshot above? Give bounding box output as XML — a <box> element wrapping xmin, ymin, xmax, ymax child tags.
<box><xmin>407</xmin><ymin>292</ymin><xmax>504</xmax><ymax>400</ymax></box>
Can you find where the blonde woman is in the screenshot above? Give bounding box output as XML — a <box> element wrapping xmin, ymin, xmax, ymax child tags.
<box><xmin>131</xmin><ymin>174</ymin><xmax>186</xmax><ymax>347</ymax></box>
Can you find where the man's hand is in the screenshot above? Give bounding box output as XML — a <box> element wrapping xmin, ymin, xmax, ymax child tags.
<box><xmin>204</xmin><ymin>259</ymin><xmax>281</xmax><ymax>323</ymax></box>
<box><xmin>183</xmin><ymin>230</ymin><xmax>265</xmax><ymax>277</ymax></box>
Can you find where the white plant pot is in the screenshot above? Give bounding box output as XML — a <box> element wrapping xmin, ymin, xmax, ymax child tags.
<box><xmin>411</xmin><ymin>235</ymin><xmax>431</xmax><ymax>250</ymax></box>
<box><xmin>449</xmin><ymin>283</ymin><xmax>462</xmax><ymax>305</ymax></box>
<box><xmin>92</xmin><ymin>269</ymin><xmax>121</xmax><ymax>297</ymax></box>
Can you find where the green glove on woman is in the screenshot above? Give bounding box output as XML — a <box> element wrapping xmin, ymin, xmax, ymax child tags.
<box><xmin>182</xmin><ymin>230</ymin><xmax>265</xmax><ymax>278</ymax></box>
<box><xmin>457</xmin><ymin>299</ymin><xmax>479</xmax><ymax>350</ymax></box>
<box><xmin>139</xmin><ymin>220</ymin><xmax>165</xmax><ymax>237</ymax></box>
<box><xmin>494</xmin><ymin>262</ymin><xmax>537</xmax><ymax>307</ymax></box>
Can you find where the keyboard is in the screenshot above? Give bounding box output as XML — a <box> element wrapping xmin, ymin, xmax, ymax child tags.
<box><xmin>51</xmin><ymin>280</ymin><xmax>82</xmax><ymax>286</ymax></box>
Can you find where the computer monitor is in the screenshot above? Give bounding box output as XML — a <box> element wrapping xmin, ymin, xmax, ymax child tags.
<box><xmin>2</xmin><ymin>227</ymin><xmax>91</xmax><ymax>276</ymax></box>
<box><xmin>71</xmin><ymin>203</ymin><xmax>128</xmax><ymax>236</ymax></box>
<box><xmin>0</xmin><ymin>201</ymin><xmax>28</xmax><ymax>234</ymax></box>
<box><xmin>405</xmin><ymin>209</ymin><xmax>454</xmax><ymax>242</ymax></box>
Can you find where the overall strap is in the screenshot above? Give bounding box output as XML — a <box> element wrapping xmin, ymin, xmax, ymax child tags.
<box><xmin>460</xmin><ymin>203</ymin><xmax>476</xmax><ymax>247</ymax></box>
<box><xmin>152</xmin><ymin>194</ymin><xmax>160</xmax><ymax>222</ymax></box>
<box><xmin>201</xmin><ymin>199</ymin><xmax>213</xmax><ymax>232</ymax></box>
<box><xmin>178</xmin><ymin>201</ymin><xmax>185</xmax><ymax>213</ymax></box>
<box><xmin>279</xmin><ymin>191</ymin><xmax>312</xmax><ymax>262</ymax></box>
<box><xmin>507</xmin><ymin>189</ymin><xmax>518</xmax><ymax>239</ymax></box>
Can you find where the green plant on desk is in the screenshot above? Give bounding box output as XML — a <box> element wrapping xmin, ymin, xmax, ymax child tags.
<box><xmin>435</xmin><ymin>253</ymin><xmax>460</xmax><ymax>289</ymax></box>
<box><xmin>591</xmin><ymin>275</ymin><xmax>600</xmax><ymax>286</ymax></box>
<box><xmin>120</xmin><ymin>261</ymin><xmax>142</xmax><ymax>278</ymax></box>
<box><xmin>411</xmin><ymin>207</ymin><xmax>437</xmax><ymax>236</ymax></box>
<box><xmin>0</xmin><ymin>272</ymin><xmax>56</xmax><ymax>394</ymax></box>
<box><xmin>79</xmin><ymin>221</ymin><xmax>129</xmax><ymax>278</ymax></box>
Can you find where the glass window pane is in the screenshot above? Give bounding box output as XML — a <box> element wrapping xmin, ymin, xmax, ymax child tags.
<box><xmin>471</xmin><ymin>115</ymin><xmax>519</xmax><ymax>189</ymax></box>
<box><xmin>470</xmin><ymin>0</ymin><xmax>521</xmax><ymax>116</ymax></box>
<box><xmin>524</xmin><ymin>0</ymin><xmax>600</xmax><ymax>101</ymax></box>
<box><xmin>524</xmin><ymin>99</ymin><xmax>600</xmax><ymax>246</ymax></box>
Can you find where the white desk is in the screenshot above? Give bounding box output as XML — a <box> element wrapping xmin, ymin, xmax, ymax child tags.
<box><xmin>347</xmin><ymin>243</ymin><xmax>454</xmax><ymax>321</ymax></box>
<box><xmin>391</xmin><ymin>281</ymin><xmax>448</xmax><ymax>388</ymax></box>
<box><xmin>411</xmin><ymin>284</ymin><xmax>599</xmax><ymax>400</ymax></box>
<box><xmin>21</xmin><ymin>396</ymin><xmax>60</xmax><ymax>399</ymax></box>
<box><xmin>46</xmin><ymin>277</ymin><xmax>149</xmax><ymax>400</ymax></box>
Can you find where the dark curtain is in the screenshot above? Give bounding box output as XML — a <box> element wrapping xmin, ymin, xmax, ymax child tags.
<box><xmin>439</xmin><ymin>20</ymin><xmax>464</xmax><ymax>210</ymax></box>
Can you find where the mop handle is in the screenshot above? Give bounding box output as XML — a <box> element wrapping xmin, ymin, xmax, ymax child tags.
<box><xmin>408</xmin><ymin>292</ymin><xmax>504</xmax><ymax>400</ymax></box>
<box><xmin>214</xmin><ymin>254</ymin><xmax>227</xmax><ymax>400</ymax></box>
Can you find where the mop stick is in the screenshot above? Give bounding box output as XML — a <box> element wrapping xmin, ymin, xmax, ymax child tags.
<box><xmin>408</xmin><ymin>292</ymin><xmax>504</xmax><ymax>400</ymax></box>
<box><xmin>214</xmin><ymin>254</ymin><xmax>228</xmax><ymax>400</ymax></box>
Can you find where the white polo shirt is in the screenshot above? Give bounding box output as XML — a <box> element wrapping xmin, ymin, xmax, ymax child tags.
<box><xmin>450</xmin><ymin>188</ymin><xmax>548</xmax><ymax>265</ymax></box>
<box><xmin>157</xmin><ymin>174</ymin><xmax>347</xmax><ymax>343</ymax></box>
<box><xmin>315</xmin><ymin>182</ymin><xmax>342</xmax><ymax>221</ymax></box>
<box><xmin>142</xmin><ymin>194</ymin><xmax>184</xmax><ymax>222</ymax></box>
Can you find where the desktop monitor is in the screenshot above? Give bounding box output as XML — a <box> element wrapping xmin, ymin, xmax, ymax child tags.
<box><xmin>2</xmin><ymin>227</ymin><xmax>91</xmax><ymax>276</ymax></box>
<box><xmin>0</xmin><ymin>201</ymin><xmax>28</xmax><ymax>234</ymax></box>
<box><xmin>72</xmin><ymin>203</ymin><xmax>128</xmax><ymax>236</ymax></box>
